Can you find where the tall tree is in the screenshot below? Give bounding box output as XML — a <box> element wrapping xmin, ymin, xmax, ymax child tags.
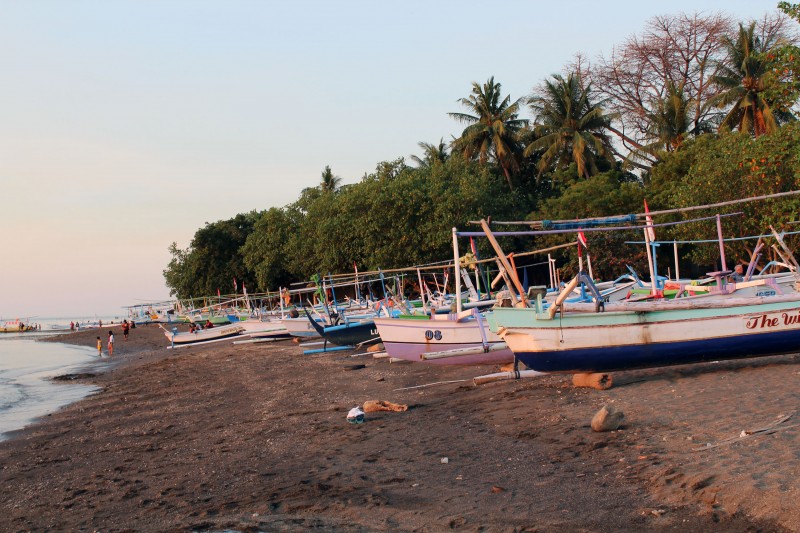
<box><xmin>592</xmin><ymin>13</ymin><xmax>734</xmax><ymax>145</ymax></box>
<box><xmin>525</xmin><ymin>73</ymin><xmax>617</xmax><ymax>179</ymax></box>
<box><xmin>319</xmin><ymin>165</ymin><xmax>341</xmax><ymax>192</ymax></box>
<box><xmin>639</xmin><ymin>82</ymin><xmax>713</xmax><ymax>156</ymax></box>
<box><xmin>163</xmin><ymin>212</ymin><xmax>259</xmax><ymax>298</ymax></box>
<box><xmin>449</xmin><ymin>77</ymin><xmax>527</xmax><ymax>190</ymax></box>
<box><xmin>410</xmin><ymin>138</ymin><xmax>449</xmax><ymax>168</ymax></box>
<box><xmin>711</xmin><ymin>20</ymin><xmax>789</xmax><ymax>136</ymax></box>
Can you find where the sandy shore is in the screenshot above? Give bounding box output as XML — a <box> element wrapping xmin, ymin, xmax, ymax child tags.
<box><xmin>0</xmin><ymin>323</ymin><xmax>797</xmax><ymax>531</ymax></box>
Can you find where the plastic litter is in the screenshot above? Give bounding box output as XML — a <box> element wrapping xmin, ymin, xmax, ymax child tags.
<box><xmin>347</xmin><ymin>406</ymin><xmax>365</xmax><ymax>424</ymax></box>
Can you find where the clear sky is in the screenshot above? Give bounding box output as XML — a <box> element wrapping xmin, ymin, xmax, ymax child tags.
<box><xmin>0</xmin><ymin>0</ymin><xmax>779</xmax><ymax>318</ymax></box>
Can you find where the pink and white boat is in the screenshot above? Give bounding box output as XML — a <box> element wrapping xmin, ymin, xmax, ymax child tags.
<box><xmin>373</xmin><ymin>310</ymin><xmax>513</xmax><ymax>365</ymax></box>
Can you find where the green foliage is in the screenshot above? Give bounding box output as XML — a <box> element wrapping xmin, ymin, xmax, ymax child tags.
<box><xmin>529</xmin><ymin>171</ymin><xmax>647</xmax><ymax>280</ymax></box>
<box><xmin>410</xmin><ymin>139</ymin><xmax>450</xmax><ymax>168</ymax></box>
<box><xmin>526</xmin><ymin>72</ymin><xmax>616</xmax><ymax>179</ymax></box>
<box><xmin>319</xmin><ymin>165</ymin><xmax>342</xmax><ymax>192</ymax></box>
<box><xmin>712</xmin><ymin>22</ymin><xmax>785</xmax><ymax>136</ymax></box>
<box><xmin>163</xmin><ymin>212</ymin><xmax>259</xmax><ymax>298</ymax></box>
<box><xmin>778</xmin><ymin>2</ymin><xmax>800</xmax><ymax>23</ymax></box>
<box><xmin>162</xmin><ymin>156</ymin><xmax>533</xmax><ymax>297</ymax></box>
<box><xmin>282</xmin><ymin>157</ymin><xmax>527</xmax><ymax>278</ymax></box>
<box><xmin>449</xmin><ymin>77</ymin><xmax>528</xmax><ymax>190</ymax></box>
<box><xmin>241</xmin><ymin>207</ymin><xmax>295</xmax><ymax>291</ymax></box>
<box><xmin>649</xmin><ymin>123</ymin><xmax>800</xmax><ymax>265</ymax></box>
<box><xmin>164</xmin><ymin>8</ymin><xmax>800</xmax><ymax>294</ymax></box>
<box><xmin>763</xmin><ymin>44</ymin><xmax>800</xmax><ymax>120</ymax></box>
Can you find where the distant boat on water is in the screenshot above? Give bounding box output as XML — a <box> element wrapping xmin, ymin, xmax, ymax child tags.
<box><xmin>0</xmin><ymin>320</ymin><xmax>38</xmax><ymax>333</ymax></box>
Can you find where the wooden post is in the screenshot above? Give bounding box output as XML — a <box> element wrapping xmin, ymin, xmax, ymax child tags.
<box><xmin>717</xmin><ymin>214</ymin><xmax>728</xmax><ymax>271</ymax></box>
<box><xmin>479</xmin><ymin>219</ymin><xmax>528</xmax><ymax>308</ymax></box>
<box><xmin>452</xmin><ymin>227</ymin><xmax>462</xmax><ymax>314</ymax></box>
<box><xmin>673</xmin><ymin>241</ymin><xmax>680</xmax><ymax>281</ymax></box>
<box><xmin>644</xmin><ymin>229</ymin><xmax>657</xmax><ymax>295</ymax></box>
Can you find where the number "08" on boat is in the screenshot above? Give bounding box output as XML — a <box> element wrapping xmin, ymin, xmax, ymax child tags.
<box><xmin>425</xmin><ymin>330</ymin><xmax>443</xmax><ymax>340</ymax></box>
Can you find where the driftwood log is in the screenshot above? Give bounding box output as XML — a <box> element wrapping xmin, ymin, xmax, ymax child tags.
<box><xmin>572</xmin><ymin>373</ymin><xmax>613</xmax><ymax>390</ymax></box>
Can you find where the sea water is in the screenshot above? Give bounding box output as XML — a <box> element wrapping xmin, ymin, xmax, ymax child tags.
<box><xmin>0</xmin><ymin>334</ymin><xmax>100</xmax><ymax>441</ymax></box>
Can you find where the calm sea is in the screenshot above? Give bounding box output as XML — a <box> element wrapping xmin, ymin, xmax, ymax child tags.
<box><xmin>0</xmin><ymin>316</ymin><xmax>119</xmax><ymax>441</ymax></box>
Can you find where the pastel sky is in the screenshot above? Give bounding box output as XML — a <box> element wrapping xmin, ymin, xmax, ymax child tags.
<box><xmin>0</xmin><ymin>1</ymin><xmax>779</xmax><ymax>318</ymax></box>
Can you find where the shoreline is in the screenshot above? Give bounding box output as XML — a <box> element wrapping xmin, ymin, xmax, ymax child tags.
<box><xmin>0</xmin><ymin>325</ymin><xmax>795</xmax><ymax>530</ymax></box>
<box><xmin>0</xmin><ymin>336</ymin><xmax>101</xmax><ymax>442</ymax></box>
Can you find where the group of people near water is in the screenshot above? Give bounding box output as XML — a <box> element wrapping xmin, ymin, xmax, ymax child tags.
<box><xmin>95</xmin><ymin>320</ymin><xmax>133</xmax><ymax>356</ymax></box>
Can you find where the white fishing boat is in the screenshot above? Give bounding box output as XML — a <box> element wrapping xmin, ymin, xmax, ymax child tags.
<box><xmin>237</xmin><ymin>318</ymin><xmax>291</xmax><ymax>339</ymax></box>
<box><xmin>281</xmin><ymin>316</ymin><xmax>324</xmax><ymax>338</ymax></box>
<box><xmin>490</xmin><ymin>288</ymin><xmax>800</xmax><ymax>372</ymax></box>
<box><xmin>163</xmin><ymin>323</ymin><xmax>246</xmax><ymax>345</ymax></box>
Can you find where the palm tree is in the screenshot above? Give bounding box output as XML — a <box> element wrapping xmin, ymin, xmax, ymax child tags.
<box><xmin>410</xmin><ymin>139</ymin><xmax>449</xmax><ymax>168</ymax></box>
<box><xmin>711</xmin><ymin>22</ymin><xmax>780</xmax><ymax>137</ymax></box>
<box><xmin>525</xmin><ymin>72</ymin><xmax>617</xmax><ymax>179</ymax></box>
<box><xmin>319</xmin><ymin>165</ymin><xmax>341</xmax><ymax>193</ymax></box>
<box><xmin>643</xmin><ymin>82</ymin><xmax>714</xmax><ymax>153</ymax></box>
<box><xmin>449</xmin><ymin>77</ymin><xmax>527</xmax><ymax>190</ymax></box>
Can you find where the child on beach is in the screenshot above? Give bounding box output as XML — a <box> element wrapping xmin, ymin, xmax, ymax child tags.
<box><xmin>108</xmin><ymin>331</ymin><xmax>114</xmax><ymax>356</ymax></box>
<box><xmin>96</xmin><ymin>336</ymin><xmax>102</xmax><ymax>356</ymax></box>
<box><xmin>122</xmin><ymin>320</ymin><xmax>130</xmax><ymax>340</ymax></box>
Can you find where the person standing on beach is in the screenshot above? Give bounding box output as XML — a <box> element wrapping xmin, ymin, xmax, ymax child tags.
<box><xmin>122</xmin><ymin>320</ymin><xmax>130</xmax><ymax>340</ymax></box>
<box><xmin>96</xmin><ymin>336</ymin><xmax>102</xmax><ymax>355</ymax></box>
<box><xmin>107</xmin><ymin>331</ymin><xmax>114</xmax><ymax>356</ymax></box>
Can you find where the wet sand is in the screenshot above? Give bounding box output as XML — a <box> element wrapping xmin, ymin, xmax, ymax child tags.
<box><xmin>0</xmin><ymin>323</ymin><xmax>797</xmax><ymax>531</ymax></box>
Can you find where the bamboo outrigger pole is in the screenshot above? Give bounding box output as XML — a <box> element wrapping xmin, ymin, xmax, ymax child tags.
<box><xmin>478</xmin><ymin>219</ymin><xmax>528</xmax><ymax>308</ymax></box>
<box><xmin>452</xmin><ymin>227</ymin><xmax>462</xmax><ymax>314</ymax></box>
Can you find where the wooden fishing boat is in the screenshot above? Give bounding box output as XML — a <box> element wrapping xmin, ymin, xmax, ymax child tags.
<box><xmin>373</xmin><ymin>310</ymin><xmax>514</xmax><ymax>365</ymax></box>
<box><xmin>490</xmin><ymin>286</ymin><xmax>800</xmax><ymax>373</ymax></box>
<box><xmin>465</xmin><ymin>207</ymin><xmax>800</xmax><ymax>375</ymax></box>
<box><xmin>281</xmin><ymin>316</ymin><xmax>323</xmax><ymax>338</ymax></box>
<box><xmin>236</xmin><ymin>318</ymin><xmax>291</xmax><ymax>339</ymax></box>
<box><xmin>303</xmin><ymin>307</ymin><xmax>380</xmax><ymax>347</ymax></box>
<box><xmin>163</xmin><ymin>323</ymin><xmax>246</xmax><ymax>345</ymax></box>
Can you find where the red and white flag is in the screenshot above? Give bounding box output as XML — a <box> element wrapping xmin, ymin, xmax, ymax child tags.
<box><xmin>577</xmin><ymin>231</ymin><xmax>588</xmax><ymax>256</ymax></box>
<box><xmin>233</xmin><ymin>277</ymin><xmax>238</xmax><ymax>292</ymax></box>
<box><xmin>644</xmin><ymin>199</ymin><xmax>656</xmax><ymax>242</ymax></box>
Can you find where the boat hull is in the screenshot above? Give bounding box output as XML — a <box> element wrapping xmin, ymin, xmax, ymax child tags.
<box><xmin>316</xmin><ymin>320</ymin><xmax>380</xmax><ymax>347</ymax></box>
<box><xmin>281</xmin><ymin>317</ymin><xmax>323</xmax><ymax>338</ymax></box>
<box><xmin>165</xmin><ymin>324</ymin><xmax>245</xmax><ymax>345</ymax></box>
<box><xmin>373</xmin><ymin>315</ymin><xmax>513</xmax><ymax>365</ymax></box>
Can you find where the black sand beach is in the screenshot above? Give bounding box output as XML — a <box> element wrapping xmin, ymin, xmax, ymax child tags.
<box><xmin>0</xmin><ymin>324</ymin><xmax>797</xmax><ymax>531</ymax></box>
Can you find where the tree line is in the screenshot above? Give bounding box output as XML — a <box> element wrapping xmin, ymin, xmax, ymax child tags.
<box><xmin>164</xmin><ymin>6</ymin><xmax>800</xmax><ymax>299</ymax></box>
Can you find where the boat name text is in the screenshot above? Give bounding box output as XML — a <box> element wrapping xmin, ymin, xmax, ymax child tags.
<box><xmin>745</xmin><ymin>312</ymin><xmax>800</xmax><ymax>329</ymax></box>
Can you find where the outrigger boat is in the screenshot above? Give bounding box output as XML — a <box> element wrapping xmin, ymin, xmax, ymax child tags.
<box><xmin>468</xmin><ymin>195</ymin><xmax>800</xmax><ymax>374</ymax></box>
<box><xmin>373</xmin><ymin>308</ymin><xmax>514</xmax><ymax>365</ymax></box>
<box><xmin>163</xmin><ymin>323</ymin><xmax>246</xmax><ymax>346</ymax></box>
<box><xmin>302</xmin><ymin>304</ymin><xmax>381</xmax><ymax>348</ymax></box>
<box><xmin>490</xmin><ymin>291</ymin><xmax>800</xmax><ymax>372</ymax></box>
